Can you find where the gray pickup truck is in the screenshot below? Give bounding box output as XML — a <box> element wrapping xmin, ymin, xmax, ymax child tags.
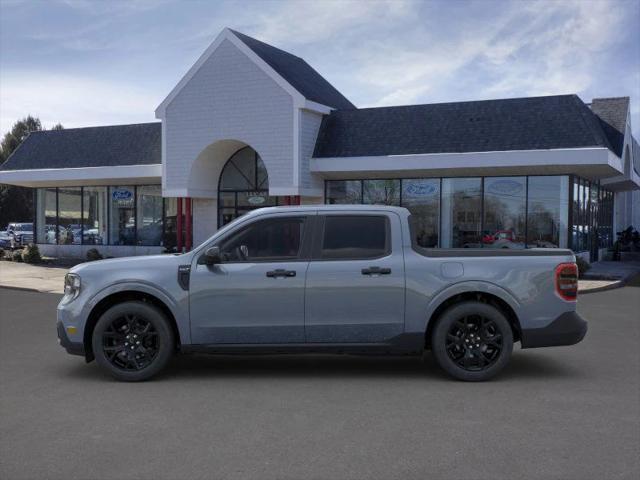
<box><xmin>57</xmin><ymin>205</ymin><xmax>586</xmax><ymax>382</ymax></box>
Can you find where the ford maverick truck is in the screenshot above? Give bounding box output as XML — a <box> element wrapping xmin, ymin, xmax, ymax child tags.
<box><xmin>57</xmin><ymin>205</ymin><xmax>587</xmax><ymax>381</ymax></box>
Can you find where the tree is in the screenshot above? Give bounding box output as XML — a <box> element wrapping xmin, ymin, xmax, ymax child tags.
<box><xmin>0</xmin><ymin>116</ymin><xmax>63</xmax><ymax>228</ymax></box>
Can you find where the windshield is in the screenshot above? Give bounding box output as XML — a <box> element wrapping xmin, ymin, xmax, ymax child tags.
<box><xmin>12</xmin><ymin>224</ymin><xmax>33</xmax><ymax>231</ymax></box>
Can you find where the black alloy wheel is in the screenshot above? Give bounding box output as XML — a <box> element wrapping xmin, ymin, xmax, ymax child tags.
<box><xmin>445</xmin><ymin>314</ymin><xmax>503</xmax><ymax>371</ymax></box>
<box><xmin>102</xmin><ymin>314</ymin><xmax>159</xmax><ymax>371</ymax></box>
<box><xmin>92</xmin><ymin>301</ymin><xmax>174</xmax><ymax>382</ymax></box>
<box><xmin>431</xmin><ymin>301</ymin><xmax>514</xmax><ymax>381</ymax></box>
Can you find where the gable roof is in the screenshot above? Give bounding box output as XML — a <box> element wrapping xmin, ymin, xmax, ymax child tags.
<box><xmin>0</xmin><ymin>123</ymin><xmax>161</xmax><ymax>171</ymax></box>
<box><xmin>156</xmin><ymin>28</ymin><xmax>355</xmax><ymax>116</ymax></box>
<box><xmin>313</xmin><ymin>94</ymin><xmax>615</xmax><ymax>158</ymax></box>
<box><xmin>229</xmin><ymin>30</ymin><xmax>355</xmax><ymax>110</ymax></box>
<box><xmin>590</xmin><ymin>97</ymin><xmax>629</xmax><ymax>157</ymax></box>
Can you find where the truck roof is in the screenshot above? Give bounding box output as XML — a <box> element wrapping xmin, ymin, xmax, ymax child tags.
<box><xmin>245</xmin><ymin>204</ymin><xmax>410</xmax><ymax>216</ymax></box>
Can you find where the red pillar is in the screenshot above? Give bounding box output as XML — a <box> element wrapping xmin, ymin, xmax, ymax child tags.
<box><xmin>185</xmin><ymin>197</ymin><xmax>192</xmax><ymax>251</ymax></box>
<box><xmin>176</xmin><ymin>197</ymin><xmax>183</xmax><ymax>253</ymax></box>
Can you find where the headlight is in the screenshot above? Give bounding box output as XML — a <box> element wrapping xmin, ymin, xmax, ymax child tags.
<box><xmin>64</xmin><ymin>273</ymin><xmax>81</xmax><ymax>299</ymax></box>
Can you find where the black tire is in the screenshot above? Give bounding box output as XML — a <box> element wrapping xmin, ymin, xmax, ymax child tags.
<box><xmin>431</xmin><ymin>301</ymin><xmax>513</xmax><ymax>381</ymax></box>
<box><xmin>92</xmin><ymin>301</ymin><xmax>174</xmax><ymax>382</ymax></box>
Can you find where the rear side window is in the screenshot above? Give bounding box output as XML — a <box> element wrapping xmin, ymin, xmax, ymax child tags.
<box><xmin>320</xmin><ymin>215</ymin><xmax>389</xmax><ymax>260</ymax></box>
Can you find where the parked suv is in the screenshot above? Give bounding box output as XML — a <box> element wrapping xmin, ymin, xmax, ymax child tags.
<box><xmin>6</xmin><ymin>223</ymin><xmax>34</xmax><ymax>249</ymax></box>
<box><xmin>57</xmin><ymin>206</ymin><xmax>586</xmax><ymax>382</ymax></box>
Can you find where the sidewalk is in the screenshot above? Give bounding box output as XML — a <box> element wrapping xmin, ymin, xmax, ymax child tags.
<box><xmin>579</xmin><ymin>260</ymin><xmax>640</xmax><ymax>294</ymax></box>
<box><xmin>0</xmin><ymin>262</ymin><xmax>67</xmax><ymax>294</ymax></box>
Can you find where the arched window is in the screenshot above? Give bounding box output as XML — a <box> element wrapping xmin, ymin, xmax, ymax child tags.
<box><xmin>217</xmin><ymin>146</ymin><xmax>277</xmax><ymax>227</ymax></box>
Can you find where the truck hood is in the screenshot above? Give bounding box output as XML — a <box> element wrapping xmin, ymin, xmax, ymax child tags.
<box><xmin>70</xmin><ymin>253</ymin><xmax>190</xmax><ymax>275</ymax></box>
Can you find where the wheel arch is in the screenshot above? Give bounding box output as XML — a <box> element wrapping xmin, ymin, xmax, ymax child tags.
<box><xmin>83</xmin><ymin>289</ymin><xmax>183</xmax><ymax>362</ymax></box>
<box><xmin>424</xmin><ymin>282</ymin><xmax>522</xmax><ymax>349</ymax></box>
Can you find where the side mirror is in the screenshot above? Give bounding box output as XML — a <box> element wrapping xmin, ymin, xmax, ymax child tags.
<box><xmin>199</xmin><ymin>246</ymin><xmax>222</xmax><ymax>265</ymax></box>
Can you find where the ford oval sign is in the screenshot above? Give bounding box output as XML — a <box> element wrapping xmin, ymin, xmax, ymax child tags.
<box><xmin>405</xmin><ymin>182</ymin><xmax>438</xmax><ymax>197</ymax></box>
<box><xmin>112</xmin><ymin>189</ymin><xmax>133</xmax><ymax>200</ymax></box>
<box><xmin>488</xmin><ymin>179</ymin><xmax>523</xmax><ymax>196</ymax></box>
<box><xmin>247</xmin><ymin>195</ymin><xmax>266</xmax><ymax>205</ymax></box>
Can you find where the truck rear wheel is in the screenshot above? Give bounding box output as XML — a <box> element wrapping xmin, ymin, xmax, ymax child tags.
<box><xmin>431</xmin><ymin>301</ymin><xmax>513</xmax><ymax>381</ymax></box>
<box><xmin>92</xmin><ymin>301</ymin><xmax>174</xmax><ymax>382</ymax></box>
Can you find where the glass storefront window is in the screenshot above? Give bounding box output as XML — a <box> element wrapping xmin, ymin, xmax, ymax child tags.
<box><xmin>136</xmin><ymin>185</ymin><xmax>163</xmax><ymax>246</ymax></box>
<box><xmin>483</xmin><ymin>177</ymin><xmax>526</xmax><ymax>249</ymax></box>
<box><xmin>217</xmin><ymin>146</ymin><xmax>272</xmax><ymax>227</ymax></box>
<box><xmin>109</xmin><ymin>186</ymin><xmax>136</xmax><ymax>245</ymax></box>
<box><xmin>82</xmin><ymin>187</ymin><xmax>107</xmax><ymax>245</ymax></box>
<box><xmin>526</xmin><ymin>176</ymin><xmax>569</xmax><ymax>248</ymax></box>
<box><xmin>36</xmin><ymin>188</ymin><xmax>57</xmax><ymax>244</ymax></box>
<box><xmin>163</xmin><ymin>197</ymin><xmax>177</xmax><ymax>251</ymax></box>
<box><xmin>57</xmin><ymin>188</ymin><xmax>82</xmax><ymax>245</ymax></box>
<box><xmin>441</xmin><ymin>178</ymin><xmax>482</xmax><ymax>248</ymax></box>
<box><xmin>402</xmin><ymin>179</ymin><xmax>440</xmax><ymax>247</ymax></box>
<box><xmin>326</xmin><ymin>180</ymin><xmax>362</xmax><ymax>204</ymax></box>
<box><xmin>363</xmin><ymin>179</ymin><xmax>401</xmax><ymax>205</ymax></box>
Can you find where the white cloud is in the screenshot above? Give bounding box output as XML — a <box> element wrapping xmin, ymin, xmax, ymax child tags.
<box><xmin>0</xmin><ymin>72</ymin><xmax>158</xmax><ymax>132</ymax></box>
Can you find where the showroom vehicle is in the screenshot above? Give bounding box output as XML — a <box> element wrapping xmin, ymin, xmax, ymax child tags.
<box><xmin>6</xmin><ymin>222</ymin><xmax>34</xmax><ymax>249</ymax></box>
<box><xmin>57</xmin><ymin>205</ymin><xmax>586</xmax><ymax>382</ymax></box>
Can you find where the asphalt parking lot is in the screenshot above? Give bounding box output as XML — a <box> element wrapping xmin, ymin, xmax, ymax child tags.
<box><xmin>1</xmin><ymin>286</ymin><xmax>639</xmax><ymax>480</ymax></box>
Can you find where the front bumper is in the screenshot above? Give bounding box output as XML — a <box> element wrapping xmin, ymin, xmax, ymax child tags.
<box><xmin>57</xmin><ymin>321</ymin><xmax>85</xmax><ymax>356</ymax></box>
<box><xmin>521</xmin><ymin>311</ymin><xmax>588</xmax><ymax>348</ymax></box>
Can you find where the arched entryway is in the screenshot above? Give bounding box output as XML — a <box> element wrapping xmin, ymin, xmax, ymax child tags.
<box><xmin>217</xmin><ymin>146</ymin><xmax>278</xmax><ymax>227</ymax></box>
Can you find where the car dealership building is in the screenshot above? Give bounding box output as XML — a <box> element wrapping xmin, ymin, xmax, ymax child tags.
<box><xmin>1</xmin><ymin>28</ymin><xmax>638</xmax><ymax>261</ymax></box>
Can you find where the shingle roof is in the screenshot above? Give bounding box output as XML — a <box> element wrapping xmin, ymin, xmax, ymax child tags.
<box><xmin>230</xmin><ymin>29</ymin><xmax>355</xmax><ymax>111</ymax></box>
<box><xmin>313</xmin><ymin>94</ymin><xmax>615</xmax><ymax>158</ymax></box>
<box><xmin>590</xmin><ymin>97</ymin><xmax>629</xmax><ymax>157</ymax></box>
<box><xmin>0</xmin><ymin>122</ymin><xmax>161</xmax><ymax>171</ymax></box>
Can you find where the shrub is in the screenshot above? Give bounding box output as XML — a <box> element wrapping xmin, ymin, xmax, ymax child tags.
<box><xmin>21</xmin><ymin>244</ymin><xmax>42</xmax><ymax>264</ymax></box>
<box><xmin>11</xmin><ymin>250</ymin><xmax>23</xmax><ymax>262</ymax></box>
<box><xmin>86</xmin><ymin>248</ymin><xmax>103</xmax><ymax>262</ymax></box>
<box><xmin>575</xmin><ymin>256</ymin><xmax>590</xmax><ymax>277</ymax></box>
<box><xmin>0</xmin><ymin>249</ymin><xmax>5</xmax><ymax>260</ymax></box>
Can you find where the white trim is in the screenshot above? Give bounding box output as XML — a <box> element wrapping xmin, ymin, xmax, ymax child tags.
<box><xmin>310</xmin><ymin>147</ymin><xmax>623</xmax><ymax>177</ymax></box>
<box><xmin>0</xmin><ymin>164</ymin><xmax>161</xmax><ymax>188</ymax></box>
<box><xmin>156</xmin><ymin>28</ymin><xmax>308</xmax><ymax>118</ymax></box>
<box><xmin>293</xmin><ymin>107</ymin><xmax>300</xmax><ymax>187</ymax></box>
<box><xmin>302</xmin><ymin>99</ymin><xmax>333</xmax><ymax>114</ymax></box>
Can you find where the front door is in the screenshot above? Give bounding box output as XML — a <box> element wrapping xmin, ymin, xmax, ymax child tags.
<box><xmin>189</xmin><ymin>214</ymin><xmax>311</xmax><ymax>344</ymax></box>
<box><xmin>304</xmin><ymin>212</ymin><xmax>406</xmax><ymax>343</ymax></box>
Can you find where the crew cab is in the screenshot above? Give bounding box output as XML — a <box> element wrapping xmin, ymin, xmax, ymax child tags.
<box><xmin>57</xmin><ymin>205</ymin><xmax>587</xmax><ymax>382</ymax></box>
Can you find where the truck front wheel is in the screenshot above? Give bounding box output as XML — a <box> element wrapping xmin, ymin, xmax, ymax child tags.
<box><xmin>91</xmin><ymin>301</ymin><xmax>174</xmax><ymax>382</ymax></box>
<box><xmin>431</xmin><ymin>301</ymin><xmax>513</xmax><ymax>381</ymax></box>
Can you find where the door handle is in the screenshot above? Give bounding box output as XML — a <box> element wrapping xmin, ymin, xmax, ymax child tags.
<box><xmin>361</xmin><ymin>266</ymin><xmax>392</xmax><ymax>275</ymax></box>
<box><xmin>266</xmin><ymin>269</ymin><xmax>296</xmax><ymax>278</ymax></box>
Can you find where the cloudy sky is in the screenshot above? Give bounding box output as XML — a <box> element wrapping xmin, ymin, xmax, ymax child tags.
<box><xmin>1</xmin><ymin>0</ymin><xmax>639</xmax><ymax>137</ymax></box>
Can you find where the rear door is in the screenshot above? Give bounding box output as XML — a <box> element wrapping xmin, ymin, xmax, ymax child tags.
<box><xmin>304</xmin><ymin>212</ymin><xmax>406</xmax><ymax>343</ymax></box>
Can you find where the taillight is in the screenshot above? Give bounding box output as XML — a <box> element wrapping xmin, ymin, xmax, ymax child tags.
<box><xmin>555</xmin><ymin>263</ymin><xmax>578</xmax><ymax>301</ymax></box>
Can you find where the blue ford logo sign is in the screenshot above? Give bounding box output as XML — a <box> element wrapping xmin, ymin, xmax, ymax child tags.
<box><xmin>112</xmin><ymin>189</ymin><xmax>133</xmax><ymax>200</ymax></box>
<box><xmin>488</xmin><ymin>180</ymin><xmax>523</xmax><ymax>195</ymax></box>
<box><xmin>405</xmin><ymin>182</ymin><xmax>438</xmax><ymax>196</ymax></box>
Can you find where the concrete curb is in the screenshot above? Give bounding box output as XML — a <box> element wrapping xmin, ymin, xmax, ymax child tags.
<box><xmin>0</xmin><ymin>284</ymin><xmax>63</xmax><ymax>294</ymax></box>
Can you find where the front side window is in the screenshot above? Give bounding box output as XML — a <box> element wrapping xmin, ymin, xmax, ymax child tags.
<box><xmin>219</xmin><ymin>217</ymin><xmax>306</xmax><ymax>262</ymax></box>
<box><xmin>320</xmin><ymin>215</ymin><xmax>389</xmax><ymax>260</ymax></box>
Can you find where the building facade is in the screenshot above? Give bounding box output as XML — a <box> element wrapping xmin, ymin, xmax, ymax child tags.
<box><xmin>1</xmin><ymin>28</ymin><xmax>638</xmax><ymax>261</ymax></box>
